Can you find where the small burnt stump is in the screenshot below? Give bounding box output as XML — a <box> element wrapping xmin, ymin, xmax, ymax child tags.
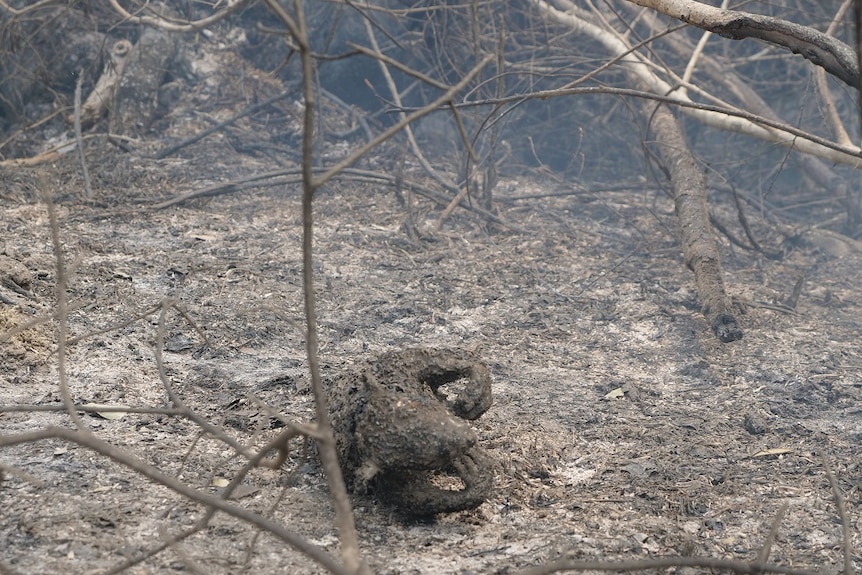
<box><xmin>327</xmin><ymin>347</ymin><xmax>494</xmax><ymax>516</ymax></box>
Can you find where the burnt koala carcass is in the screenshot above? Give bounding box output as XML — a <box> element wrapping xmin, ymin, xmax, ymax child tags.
<box><xmin>327</xmin><ymin>347</ymin><xmax>494</xmax><ymax>515</ymax></box>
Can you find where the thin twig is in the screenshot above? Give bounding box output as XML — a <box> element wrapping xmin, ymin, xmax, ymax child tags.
<box><xmin>818</xmin><ymin>0</ymin><xmax>853</xmax><ymax>147</ymax></box>
<box><xmin>0</xmin><ymin>0</ymin><xmax>58</xmax><ymax>16</ymax></box>
<box><xmin>438</xmin><ymin>186</ymin><xmax>470</xmax><ymax>229</ymax></box>
<box><xmin>320</xmin><ymin>88</ymin><xmax>375</xmax><ymax>141</ymax></box>
<box><xmin>103</xmin><ymin>518</ymin><xmax>209</xmax><ymax>575</ymax></box>
<box><xmin>0</xmin><ymin>133</ymin><xmax>138</xmax><ymax>168</ymax></box>
<box><xmin>730</xmin><ymin>186</ymin><xmax>784</xmax><ymax>260</ymax></box>
<box><xmin>0</xmin><ymin>427</ymin><xmax>352</xmax><ymax>575</ymax></box>
<box><xmin>0</xmin><ymin>462</ymin><xmax>45</xmax><ymax>487</ymax></box>
<box><xmin>756</xmin><ymin>503</ymin><xmax>788</xmax><ymax>565</ymax></box>
<box><xmin>262</xmin><ymin>1</ymin><xmax>366</xmax><ymax>572</ymax></box>
<box><xmin>151</xmin><ymin>300</ymin><xmax>257</xmax><ymax>460</ymax></box>
<box><xmin>362</xmin><ymin>16</ymin><xmax>459</xmax><ymax>195</ymax></box>
<box><xmin>313</xmin><ymin>54</ymin><xmax>495</xmax><ymax>190</ymax></box>
<box><xmin>347</xmin><ymin>42</ymin><xmax>449</xmax><ymax>91</ymax></box>
<box><xmin>822</xmin><ymin>454</ymin><xmax>855</xmax><ymax>575</ymax></box>
<box><xmin>43</xmin><ymin>184</ymin><xmax>86</xmax><ymax>430</ymax></box>
<box><xmin>73</xmin><ymin>71</ymin><xmax>93</xmax><ymax>199</ymax></box>
<box><xmin>106</xmin><ymin>0</ymin><xmax>251</xmax><ymax>32</ymax></box>
<box><xmin>0</xmin><ymin>404</ymin><xmax>186</xmax><ymax>415</ymax></box>
<box><xmin>64</xmin><ymin>302</ymin><xmax>163</xmax><ymax>346</ymax></box>
<box><xmin>425</xmin><ymin>85</ymin><xmax>862</xmax><ymax>166</ymax></box>
<box><xmin>155</xmin><ymin>90</ymin><xmax>293</xmax><ymax>159</ymax></box>
<box><xmin>0</xmin><ymin>301</ymin><xmax>88</xmax><ymax>344</ymax></box>
<box><xmin>147</xmin><ymin>167</ymin><xmax>514</xmax><ymax>227</ymax></box>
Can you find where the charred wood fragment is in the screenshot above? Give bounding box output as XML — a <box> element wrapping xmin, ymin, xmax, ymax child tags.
<box><xmin>110</xmin><ymin>25</ymin><xmax>177</xmax><ymax>136</ymax></box>
<box><xmin>74</xmin><ymin>40</ymin><xmax>132</xmax><ymax>129</ymax></box>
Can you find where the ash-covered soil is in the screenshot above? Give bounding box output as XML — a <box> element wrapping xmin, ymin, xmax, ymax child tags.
<box><xmin>1</xmin><ymin>30</ymin><xmax>860</xmax><ymax>573</ymax></box>
<box><xmin>1</xmin><ymin>140</ymin><xmax>860</xmax><ymax>574</ymax></box>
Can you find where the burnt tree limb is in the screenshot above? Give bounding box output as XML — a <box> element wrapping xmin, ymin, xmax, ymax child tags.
<box><xmin>627</xmin><ymin>0</ymin><xmax>858</xmax><ymax>89</ymax></box>
<box><xmin>642</xmin><ymin>100</ymin><xmax>743</xmax><ymax>343</ymax></box>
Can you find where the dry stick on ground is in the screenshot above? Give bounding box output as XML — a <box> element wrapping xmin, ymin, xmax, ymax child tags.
<box><xmin>513</xmin><ymin>555</ymin><xmax>823</xmax><ymax>575</ymax></box>
<box><xmin>0</xmin><ymin>133</ymin><xmax>137</xmax><ymax>168</ymax></box>
<box><xmin>154</xmin><ymin>90</ymin><xmax>293</xmax><ymax>159</ymax></box>
<box><xmin>0</xmin><ymin>404</ymin><xmax>186</xmax><ymax>416</ymax></box>
<box><xmin>643</xmin><ymin>98</ymin><xmax>743</xmax><ymax>342</ymax></box>
<box><xmin>62</xmin><ymin>299</ymin><xmax>212</xmax><ymax>348</ymax></box>
<box><xmin>756</xmin><ymin>503</ymin><xmax>788</xmax><ymax>565</ymax></box>
<box><xmin>147</xmin><ymin>168</ymin><xmax>512</xmax><ymax>228</ymax></box>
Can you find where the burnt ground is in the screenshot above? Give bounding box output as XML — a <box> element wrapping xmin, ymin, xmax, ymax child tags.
<box><xmin>1</xmin><ymin>50</ymin><xmax>862</xmax><ymax>575</ymax></box>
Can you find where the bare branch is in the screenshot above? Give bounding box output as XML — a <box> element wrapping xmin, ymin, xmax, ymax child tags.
<box><xmin>527</xmin><ymin>2</ymin><xmax>862</xmax><ymax>167</ymax></box>
<box><xmin>814</xmin><ymin>0</ymin><xmax>854</xmax><ymax>147</ymax></box>
<box><xmin>72</xmin><ymin>72</ymin><xmax>92</xmax><ymax>199</ymax></box>
<box><xmin>0</xmin><ymin>0</ymin><xmax>57</xmax><ymax>16</ymax></box>
<box><xmin>361</xmin><ymin>17</ymin><xmax>459</xmax><ymax>195</ymax></box>
<box><xmin>625</xmin><ymin>0</ymin><xmax>859</xmax><ymax>87</ymax></box>
<box><xmin>822</xmin><ymin>455</ymin><xmax>855</xmax><ymax>575</ymax></box>
<box><xmin>515</xmin><ymin>555</ymin><xmax>827</xmax><ymax>575</ymax></box>
<box><xmin>261</xmin><ymin>0</ymin><xmax>366</xmax><ymax>572</ymax></box>
<box><xmin>0</xmin><ymin>427</ymin><xmax>351</xmax><ymax>575</ymax></box>
<box><xmin>106</xmin><ymin>0</ymin><xmax>251</xmax><ymax>32</ymax></box>
<box><xmin>313</xmin><ymin>54</ymin><xmax>494</xmax><ymax>190</ymax></box>
<box><xmin>43</xmin><ymin>186</ymin><xmax>85</xmax><ymax>429</ymax></box>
